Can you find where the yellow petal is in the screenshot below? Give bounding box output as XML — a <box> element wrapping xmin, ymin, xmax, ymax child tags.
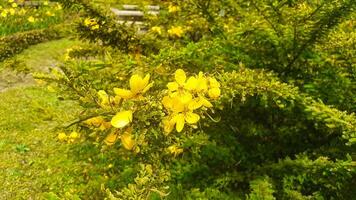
<box><xmin>130</xmin><ymin>74</ymin><xmax>145</xmax><ymax>94</ymax></box>
<box><xmin>175</xmin><ymin>69</ymin><xmax>186</xmax><ymax>85</ymax></box>
<box><xmin>208</xmin><ymin>77</ymin><xmax>220</xmax><ymax>88</ymax></box>
<box><xmin>185</xmin><ymin>112</ymin><xmax>200</xmax><ymax>124</ymax></box>
<box><xmin>121</xmin><ymin>132</ymin><xmax>135</xmax><ymax>150</ymax></box>
<box><xmin>196</xmin><ymin>73</ymin><xmax>208</xmax><ymax>92</ymax></box>
<box><xmin>58</xmin><ymin>132</ymin><xmax>67</xmax><ymax>141</ymax></box>
<box><xmin>171</xmin><ymin>97</ymin><xmax>185</xmax><ymax>113</ymax></box>
<box><xmin>185</xmin><ymin>77</ymin><xmax>198</xmax><ymax>91</ymax></box>
<box><xmin>163</xmin><ymin>117</ymin><xmax>175</xmax><ymax>134</ymax></box>
<box><xmin>104</xmin><ymin>131</ymin><xmax>119</xmax><ymax>145</ymax></box>
<box><xmin>162</xmin><ymin>96</ymin><xmax>173</xmax><ymax>110</ymax></box>
<box><xmin>178</xmin><ymin>92</ymin><xmax>193</xmax><ymax>105</ymax></box>
<box><xmin>175</xmin><ymin>113</ymin><xmax>185</xmax><ymax>132</ymax></box>
<box><xmin>98</xmin><ymin>90</ymin><xmax>109</xmax><ymax>105</ymax></box>
<box><xmin>208</xmin><ymin>88</ymin><xmax>221</xmax><ymax>99</ymax></box>
<box><xmin>111</xmin><ymin>110</ymin><xmax>133</xmax><ymax>128</ymax></box>
<box><xmin>114</xmin><ymin>88</ymin><xmax>134</xmax><ymax>99</ymax></box>
<box><xmin>167</xmin><ymin>82</ymin><xmax>179</xmax><ymax>91</ymax></box>
<box><xmin>188</xmin><ymin>98</ymin><xmax>203</xmax><ymax>110</ymax></box>
<box><xmin>199</xmin><ymin>96</ymin><xmax>213</xmax><ymax>108</ymax></box>
<box><xmin>69</xmin><ymin>131</ymin><xmax>79</xmax><ymax>139</ymax></box>
<box><xmin>142</xmin><ymin>82</ymin><xmax>154</xmax><ymax>93</ymax></box>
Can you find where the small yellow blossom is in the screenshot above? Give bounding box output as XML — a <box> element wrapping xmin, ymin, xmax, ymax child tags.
<box><xmin>114</xmin><ymin>74</ymin><xmax>153</xmax><ymax>100</ymax></box>
<box><xmin>104</xmin><ymin>131</ymin><xmax>119</xmax><ymax>146</ymax></box>
<box><xmin>1</xmin><ymin>11</ymin><xmax>7</xmax><ymax>18</ymax></box>
<box><xmin>91</xmin><ymin>24</ymin><xmax>100</xmax><ymax>30</ymax></box>
<box><xmin>111</xmin><ymin>110</ymin><xmax>133</xmax><ymax>128</ymax></box>
<box><xmin>43</xmin><ymin>1</ymin><xmax>49</xmax><ymax>6</ymax></box>
<box><xmin>97</xmin><ymin>90</ymin><xmax>110</xmax><ymax>107</ymax></box>
<box><xmin>46</xmin><ymin>11</ymin><xmax>55</xmax><ymax>17</ymax></box>
<box><xmin>57</xmin><ymin>132</ymin><xmax>67</xmax><ymax>141</ymax></box>
<box><xmin>151</xmin><ymin>26</ymin><xmax>162</xmax><ymax>35</ymax></box>
<box><xmin>168</xmin><ymin>5</ymin><xmax>180</xmax><ymax>13</ymax></box>
<box><xmin>9</xmin><ymin>8</ymin><xmax>15</xmax><ymax>15</ymax></box>
<box><xmin>121</xmin><ymin>131</ymin><xmax>135</xmax><ymax>150</ymax></box>
<box><xmin>11</xmin><ymin>3</ymin><xmax>17</xmax><ymax>8</ymax></box>
<box><xmin>69</xmin><ymin>131</ymin><xmax>79</xmax><ymax>139</ymax></box>
<box><xmin>8</xmin><ymin>0</ymin><xmax>14</xmax><ymax>3</ymax></box>
<box><xmin>168</xmin><ymin>26</ymin><xmax>184</xmax><ymax>38</ymax></box>
<box><xmin>28</xmin><ymin>16</ymin><xmax>35</xmax><ymax>23</ymax></box>
<box><xmin>167</xmin><ymin>145</ymin><xmax>183</xmax><ymax>157</ymax></box>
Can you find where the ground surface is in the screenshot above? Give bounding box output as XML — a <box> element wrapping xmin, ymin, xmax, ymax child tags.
<box><xmin>0</xmin><ymin>39</ymin><xmax>89</xmax><ymax>199</ymax></box>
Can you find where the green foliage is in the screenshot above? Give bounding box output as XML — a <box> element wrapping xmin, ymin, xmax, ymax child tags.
<box><xmin>0</xmin><ymin>24</ymin><xmax>70</xmax><ymax>62</ymax></box>
<box><xmin>30</xmin><ymin>0</ymin><xmax>356</xmax><ymax>199</ymax></box>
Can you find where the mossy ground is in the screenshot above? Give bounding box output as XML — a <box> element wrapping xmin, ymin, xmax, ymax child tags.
<box><xmin>0</xmin><ymin>39</ymin><xmax>101</xmax><ymax>199</ymax></box>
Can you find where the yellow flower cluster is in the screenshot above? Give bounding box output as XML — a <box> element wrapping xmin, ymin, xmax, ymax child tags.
<box><xmin>91</xmin><ymin>74</ymin><xmax>153</xmax><ymax>150</ymax></box>
<box><xmin>57</xmin><ymin>131</ymin><xmax>80</xmax><ymax>143</ymax></box>
<box><xmin>84</xmin><ymin>18</ymin><xmax>100</xmax><ymax>30</ymax></box>
<box><xmin>162</xmin><ymin>69</ymin><xmax>221</xmax><ymax>133</ymax></box>
<box><xmin>167</xmin><ymin>26</ymin><xmax>185</xmax><ymax>38</ymax></box>
<box><xmin>150</xmin><ymin>26</ymin><xmax>185</xmax><ymax>38</ymax></box>
<box><xmin>168</xmin><ymin>5</ymin><xmax>181</xmax><ymax>13</ymax></box>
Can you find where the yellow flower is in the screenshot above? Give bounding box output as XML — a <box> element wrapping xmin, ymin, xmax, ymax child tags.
<box><xmin>162</xmin><ymin>96</ymin><xmax>200</xmax><ymax>133</ymax></box>
<box><xmin>11</xmin><ymin>3</ymin><xmax>17</xmax><ymax>8</ymax></box>
<box><xmin>111</xmin><ymin>110</ymin><xmax>133</xmax><ymax>128</ymax></box>
<box><xmin>1</xmin><ymin>11</ymin><xmax>7</xmax><ymax>18</ymax></box>
<box><xmin>43</xmin><ymin>1</ymin><xmax>49</xmax><ymax>6</ymax></box>
<box><xmin>46</xmin><ymin>11</ymin><xmax>55</xmax><ymax>17</ymax></box>
<box><xmin>208</xmin><ymin>88</ymin><xmax>221</xmax><ymax>99</ymax></box>
<box><xmin>97</xmin><ymin>90</ymin><xmax>110</xmax><ymax>107</ymax></box>
<box><xmin>207</xmin><ymin>77</ymin><xmax>221</xmax><ymax>99</ymax></box>
<box><xmin>168</xmin><ymin>26</ymin><xmax>184</xmax><ymax>38</ymax></box>
<box><xmin>91</xmin><ymin>24</ymin><xmax>100</xmax><ymax>30</ymax></box>
<box><xmin>104</xmin><ymin>131</ymin><xmax>119</xmax><ymax>146</ymax></box>
<box><xmin>167</xmin><ymin>145</ymin><xmax>183</xmax><ymax>157</ymax></box>
<box><xmin>9</xmin><ymin>8</ymin><xmax>15</xmax><ymax>15</ymax></box>
<box><xmin>69</xmin><ymin>131</ymin><xmax>79</xmax><ymax>139</ymax></box>
<box><xmin>57</xmin><ymin>132</ymin><xmax>67</xmax><ymax>141</ymax></box>
<box><xmin>151</xmin><ymin>26</ymin><xmax>162</xmax><ymax>35</ymax></box>
<box><xmin>168</xmin><ymin>5</ymin><xmax>180</xmax><ymax>13</ymax></box>
<box><xmin>121</xmin><ymin>131</ymin><xmax>135</xmax><ymax>150</ymax></box>
<box><xmin>114</xmin><ymin>74</ymin><xmax>153</xmax><ymax>100</ymax></box>
<box><xmin>8</xmin><ymin>0</ymin><xmax>14</xmax><ymax>3</ymax></box>
<box><xmin>28</xmin><ymin>16</ymin><xmax>35</xmax><ymax>23</ymax></box>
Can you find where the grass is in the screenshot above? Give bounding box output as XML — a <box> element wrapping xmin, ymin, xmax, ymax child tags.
<box><xmin>0</xmin><ymin>87</ymin><xmax>84</xmax><ymax>199</ymax></box>
<box><xmin>0</xmin><ymin>38</ymin><xmax>107</xmax><ymax>199</ymax></box>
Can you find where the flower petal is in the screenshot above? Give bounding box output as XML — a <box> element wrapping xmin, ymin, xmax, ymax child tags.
<box><xmin>104</xmin><ymin>131</ymin><xmax>119</xmax><ymax>146</ymax></box>
<box><xmin>111</xmin><ymin>110</ymin><xmax>133</xmax><ymax>128</ymax></box>
<box><xmin>185</xmin><ymin>112</ymin><xmax>200</xmax><ymax>124</ymax></box>
<box><xmin>130</xmin><ymin>74</ymin><xmax>145</xmax><ymax>94</ymax></box>
<box><xmin>188</xmin><ymin>98</ymin><xmax>203</xmax><ymax>110</ymax></box>
<box><xmin>142</xmin><ymin>82</ymin><xmax>154</xmax><ymax>93</ymax></box>
<box><xmin>114</xmin><ymin>88</ymin><xmax>134</xmax><ymax>99</ymax></box>
<box><xmin>167</xmin><ymin>82</ymin><xmax>179</xmax><ymax>92</ymax></box>
<box><xmin>208</xmin><ymin>88</ymin><xmax>221</xmax><ymax>99</ymax></box>
<box><xmin>185</xmin><ymin>77</ymin><xmax>198</xmax><ymax>91</ymax></box>
<box><xmin>175</xmin><ymin>69</ymin><xmax>186</xmax><ymax>85</ymax></box>
<box><xmin>175</xmin><ymin>113</ymin><xmax>185</xmax><ymax>132</ymax></box>
<box><xmin>121</xmin><ymin>132</ymin><xmax>135</xmax><ymax>150</ymax></box>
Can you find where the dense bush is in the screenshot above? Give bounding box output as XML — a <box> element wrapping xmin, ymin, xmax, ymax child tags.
<box><xmin>0</xmin><ymin>24</ymin><xmax>70</xmax><ymax>62</ymax></box>
<box><xmin>35</xmin><ymin>0</ymin><xmax>355</xmax><ymax>199</ymax></box>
